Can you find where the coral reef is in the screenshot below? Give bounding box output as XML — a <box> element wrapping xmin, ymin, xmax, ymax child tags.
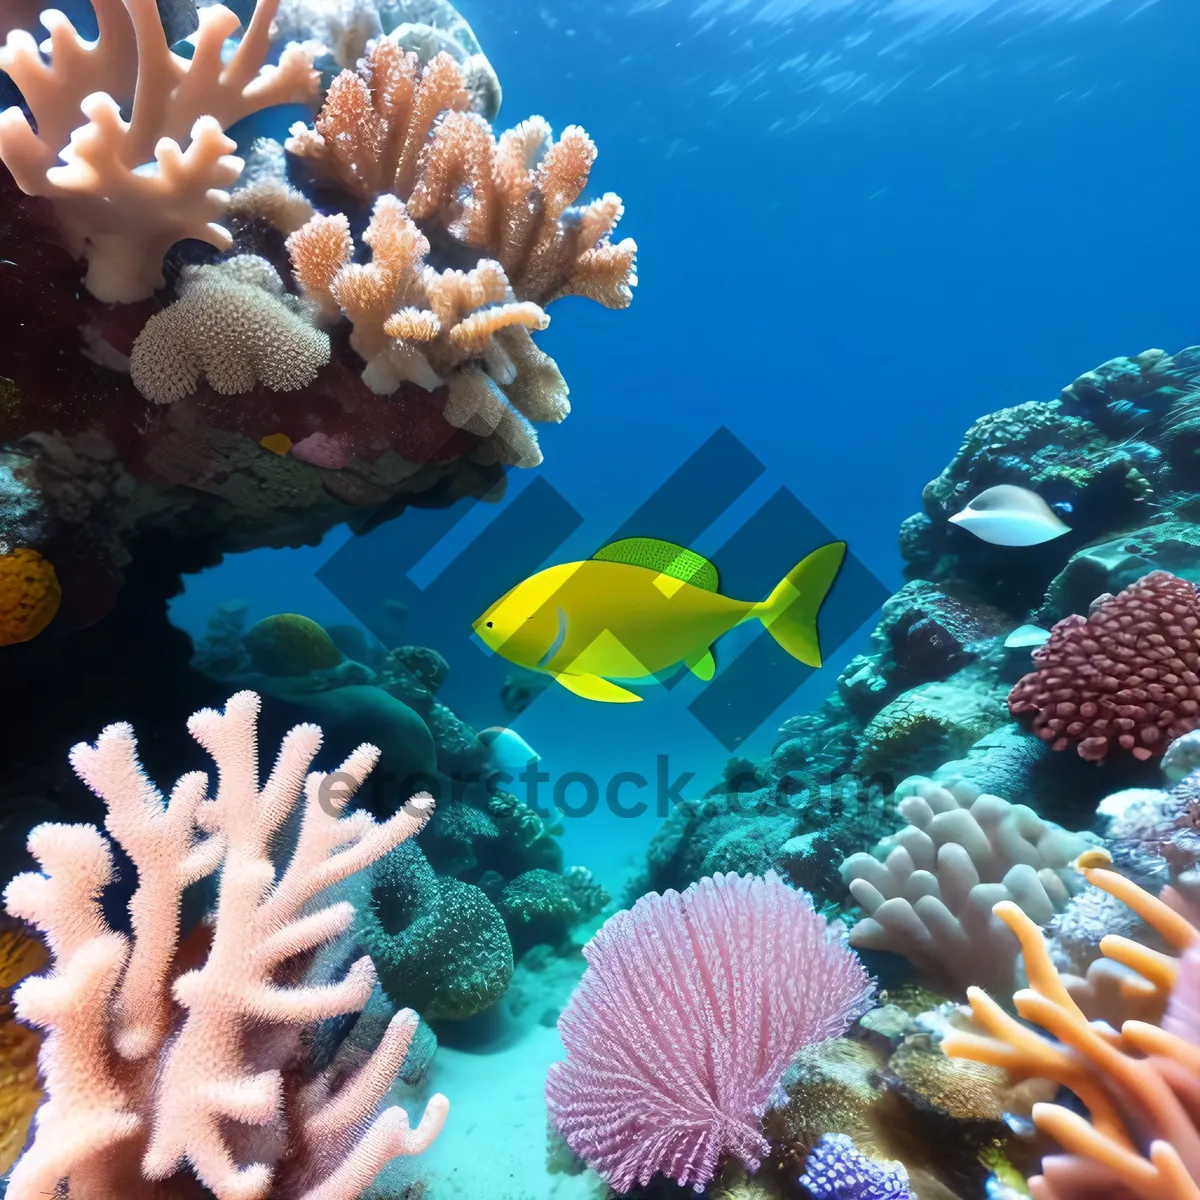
<box><xmin>840</xmin><ymin>775</ymin><xmax>1093</xmax><ymax>995</ymax></box>
<box><xmin>546</xmin><ymin>872</ymin><xmax>872</xmax><ymax>1192</ymax></box>
<box><xmin>1009</xmin><ymin>570</ymin><xmax>1200</xmax><ymax>763</ymax></box>
<box><xmin>2</xmin><ymin>690</ymin><xmax>448</xmax><ymax>1198</ymax></box>
<box><xmin>0</xmin><ymin>0</ymin><xmax>635</xmax><ymax>660</ymax></box>
<box><xmin>191</xmin><ymin>608</ymin><xmax>601</xmax><ymax>1019</ymax></box>
<box><xmin>0</xmin><ymin>0</ymin><xmax>319</xmax><ymax>301</ymax></box>
<box><xmin>945</xmin><ymin>848</ymin><xmax>1200</xmax><ymax>1199</ymax></box>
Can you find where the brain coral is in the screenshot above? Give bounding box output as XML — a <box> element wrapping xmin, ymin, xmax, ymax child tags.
<box><xmin>0</xmin><ymin>547</ymin><xmax>60</xmax><ymax>645</ymax></box>
<box><xmin>242</xmin><ymin>612</ymin><xmax>344</xmax><ymax>676</ymax></box>
<box><xmin>1009</xmin><ymin>569</ymin><xmax>1200</xmax><ymax>762</ymax></box>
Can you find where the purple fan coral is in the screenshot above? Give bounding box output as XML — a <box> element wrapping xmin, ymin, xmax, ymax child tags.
<box><xmin>545</xmin><ymin>871</ymin><xmax>873</xmax><ymax>1192</ymax></box>
<box><xmin>799</xmin><ymin>1134</ymin><xmax>913</xmax><ymax>1199</ymax></box>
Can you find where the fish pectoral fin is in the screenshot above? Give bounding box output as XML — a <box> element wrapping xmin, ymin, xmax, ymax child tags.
<box><xmin>685</xmin><ymin>646</ymin><xmax>717</xmax><ymax>681</ymax></box>
<box><xmin>554</xmin><ymin>673</ymin><xmax>643</xmax><ymax>703</ymax></box>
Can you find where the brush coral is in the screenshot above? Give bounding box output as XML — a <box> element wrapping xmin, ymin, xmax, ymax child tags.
<box><xmin>130</xmin><ymin>256</ymin><xmax>331</xmax><ymax>404</ymax></box>
<box><xmin>546</xmin><ymin>872</ymin><xmax>872</xmax><ymax>1193</ymax></box>
<box><xmin>945</xmin><ymin>849</ymin><xmax>1200</xmax><ymax>1200</ymax></box>
<box><xmin>286</xmin><ymin>197</ymin><xmax>568</xmax><ymax>466</ymax></box>
<box><xmin>1009</xmin><ymin>570</ymin><xmax>1200</xmax><ymax>763</ymax></box>
<box><xmin>0</xmin><ymin>0</ymin><xmax>318</xmax><ymax>301</ymax></box>
<box><xmin>2</xmin><ymin>690</ymin><xmax>448</xmax><ymax>1199</ymax></box>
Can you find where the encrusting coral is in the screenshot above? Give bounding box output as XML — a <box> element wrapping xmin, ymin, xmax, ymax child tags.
<box><xmin>0</xmin><ymin>0</ymin><xmax>319</xmax><ymax>301</ymax></box>
<box><xmin>286</xmin><ymin>196</ymin><xmax>570</xmax><ymax>466</ymax></box>
<box><xmin>2</xmin><ymin>690</ymin><xmax>449</xmax><ymax>1199</ymax></box>
<box><xmin>945</xmin><ymin>848</ymin><xmax>1200</xmax><ymax>1200</ymax></box>
<box><xmin>840</xmin><ymin>775</ymin><xmax>1092</xmax><ymax>995</ymax></box>
<box><xmin>1009</xmin><ymin>570</ymin><xmax>1200</xmax><ymax>763</ymax></box>
<box><xmin>130</xmin><ymin>256</ymin><xmax>331</xmax><ymax>404</ymax></box>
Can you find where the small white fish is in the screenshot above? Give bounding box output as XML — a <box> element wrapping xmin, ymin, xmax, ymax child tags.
<box><xmin>1004</xmin><ymin>624</ymin><xmax>1052</xmax><ymax>650</ymax></box>
<box><xmin>479</xmin><ymin>726</ymin><xmax>542</xmax><ymax>775</ymax></box>
<box><xmin>949</xmin><ymin>485</ymin><xmax>1070</xmax><ymax>547</ymax></box>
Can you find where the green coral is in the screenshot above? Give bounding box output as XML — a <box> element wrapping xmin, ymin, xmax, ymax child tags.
<box><xmin>497</xmin><ymin>868</ymin><xmax>580</xmax><ymax>954</ymax></box>
<box><xmin>359</xmin><ymin>841</ymin><xmax>513</xmax><ymax>1020</ymax></box>
<box><xmin>852</xmin><ymin>673</ymin><xmax>1008</xmax><ymax>781</ymax></box>
<box><xmin>242</xmin><ymin>613</ymin><xmax>343</xmax><ymax>676</ymax></box>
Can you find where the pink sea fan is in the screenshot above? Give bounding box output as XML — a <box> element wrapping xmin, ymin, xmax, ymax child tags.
<box><xmin>545</xmin><ymin>871</ymin><xmax>874</xmax><ymax>1192</ymax></box>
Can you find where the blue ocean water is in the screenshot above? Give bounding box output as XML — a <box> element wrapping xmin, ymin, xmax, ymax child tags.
<box><xmin>174</xmin><ymin>0</ymin><xmax>1200</xmax><ymax>883</ymax></box>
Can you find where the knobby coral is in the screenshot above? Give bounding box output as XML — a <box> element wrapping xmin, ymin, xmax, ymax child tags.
<box><xmin>945</xmin><ymin>849</ymin><xmax>1200</xmax><ymax>1200</ymax></box>
<box><xmin>130</xmin><ymin>256</ymin><xmax>331</xmax><ymax>404</ymax></box>
<box><xmin>840</xmin><ymin>776</ymin><xmax>1091</xmax><ymax>995</ymax></box>
<box><xmin>0</xmin><ymin>0</ymin><xmax>319</xmax><ymax>301</ymax></box>
<box><xmin>798</xmin><ymin>1132</ymin><xmax>913</xmax><ymax>1199</ymax></box>
<box><xmin>545</xmin><ymin>872</ymin><xmax>873</xmax><ymax>1193</ymax></box>
<box><xmin>286</xmin><ymin>197</ymin><xmax>569</xmax><ymax>466</ymax></box>
<box><xmin>1009</xmin><ymin>570</ymin><xmax>1200</xmax><ymax>763</ymax></box>
<box><xmin>2</xmin><ymin>690</ymin><xmax>448</xmax><ymax>1199</ymax></box>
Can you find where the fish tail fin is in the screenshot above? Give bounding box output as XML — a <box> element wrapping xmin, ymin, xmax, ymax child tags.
<box><xmin>755</xmin><ymin>542</ymin><xmax>846</xmax><ymax>667</ymax></box>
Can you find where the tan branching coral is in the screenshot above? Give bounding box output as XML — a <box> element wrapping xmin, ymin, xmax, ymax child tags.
<box><xmin>840</xmin><ymin>775</ymin><xmax>1092</xmax><ymax>995</ymax></box>
<box><xmin>286</xmin><ymin>197</ymin><xmax>569</xmax><ymax>466</ymax></box>
<box><xmin>0</xmin><ymin>0</ymin><xmax>319</xmax><ymax>300</ymax></box>
<box><xmin>130</xmin><ymin>256</ymin><xmax>331</xmax><ymax>404</ymax></box>
<box><xmin>945</xmin><ymin>849</ymin><xmax>1200</xmax><ymax>1200</ymax></box>
<box><xmin>286</xmin><ymin>39</ymin><xmax>637</xmax><ymax>309</ymax></box>
<box><xmin>2</xmin><ymin>691</ymin><xmax>448</xmax><ymax>1199</ymax></box>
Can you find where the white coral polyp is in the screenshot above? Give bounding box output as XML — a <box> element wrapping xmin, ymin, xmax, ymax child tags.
<box><xmin>840</xmin><ymin>775</ymin><xmax>1093</xmax><ymax>995</ymax></box>
<box><xmin>2</xmin><ymin>691</ymin><xmax>447</xmax><ymax>1200</ymax></box>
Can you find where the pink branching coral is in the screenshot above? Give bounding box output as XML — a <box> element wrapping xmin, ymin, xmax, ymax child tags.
<box><xmin>2</xmin><ymin>691</ymin><xmax>448</xmax><ymax>1199</ymax></box>
<box><xmin>945</xmin><ymin>849</ymin><xmax>1200</xmax><ymax>1200</ymax></box>
<box><xmin>545</xmin><ymin>872</ymin><xmax>873</xmax><ymax>1193</ymax></box>
<box><xmin>0</xmin><ymin>0</ymin><xmax>318</xmax><ymax>301</ymax></box>
<box><xmin>1010</xmin><ymin>571</ymin><xmax>1200</xmax><ymax>763</ymax></box>
<box><xmin>286</xmin><ymin>39</ymin><xmax>637</xmax><ymax>310</ymax></box>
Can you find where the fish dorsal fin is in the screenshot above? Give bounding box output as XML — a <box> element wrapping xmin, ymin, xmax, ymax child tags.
<box><xmin>965</xmin><ymin>485</ymin><xmax>1055</xmax><ymax>517</ymax></box>
<box><xmin>592</xmin><ymin>537</ymin><xmax>719</xmax><ymax>591</ymax></box>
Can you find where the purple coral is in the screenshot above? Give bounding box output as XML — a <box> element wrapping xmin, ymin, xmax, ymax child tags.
<box><xmin>799</xmin><ymin>1134</ymin><xmax>913</xmax><ymax>1200</ymax></box>
<box><xmin>544</xmin><ymin>872</ymin><xmax>873</xmax><ymax>1192</ymax></box>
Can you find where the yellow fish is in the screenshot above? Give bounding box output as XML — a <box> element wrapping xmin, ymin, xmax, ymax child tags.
<box><xmin>473</xmin><ymin>537</ymin><xmax>846</xmax><ymax>703</ymax></box>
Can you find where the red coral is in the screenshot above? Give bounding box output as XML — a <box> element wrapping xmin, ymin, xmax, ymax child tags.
<box><xmin>1009</xmin><ymin>570</ymin><xmax>1200</xmax><ymax>762</ymax></box>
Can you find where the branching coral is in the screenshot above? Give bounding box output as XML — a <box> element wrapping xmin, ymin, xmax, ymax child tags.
<box><xmin>0</xmin><ymin>0</ymin><xmax>319</xmax><ymax>300</ymax></box>
<box><xmin>286</xmin><ymin>38</ymin><xmax>637</xmax><ymax>309</ymax></box>
<box><xmin>2</xmin><ymin>690</ymin><xmax>448</xmax><ymax>1199</ymax></box>
<box><xmin>945</xmin><ymin>849</ymin><xmax>1200</xmax><ymax>1200</ymax></box>
<box><xmin>286</xmin><ymin>197</ymin><xmax>568</xmax><ymax>466</ymax></box>
<box><xmin>840</xmin><ymin>776</ymin><xmax>1092</xmax><ymax>995</ymax></box>
<box><xmin>1010</xmin><ymin>570</ymin><xmax>1200</xmax><ymax>763</ymax></box>
<box><xmin>130</xmin><ymin>256</ymin><xmax>331</xmax><ymax>404</ymax></box>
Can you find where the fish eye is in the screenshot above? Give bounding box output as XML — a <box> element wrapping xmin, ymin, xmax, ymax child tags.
<box><xmin>486</xmin><ymin>621</ymin><xmax>493</xmax><ymax>628</ymax></box>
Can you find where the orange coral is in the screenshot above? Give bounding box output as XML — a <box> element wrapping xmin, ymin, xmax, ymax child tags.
<box><xmin>286</xmin><ymin>197</ymin><xmax>566</xmax><ymax>467</ymax></box>
<box><xmin>286</xmin><ymin>40</ymin><xmax>637</xmax><ymax>310</ymax></box>
<box><xmin>0</xmin><ymin>547</ymin><xmax>61</xmax><ymax>645</ymax></box>
<box><xmin>0</xmin><ymin>921</ymin><xmax>45</xmax><ymax>1176</ymax></box>
<box><xmin>945</xmin><ymin>849</ymin><xmax>1200</xmax><ymax>1200</ymax></box>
